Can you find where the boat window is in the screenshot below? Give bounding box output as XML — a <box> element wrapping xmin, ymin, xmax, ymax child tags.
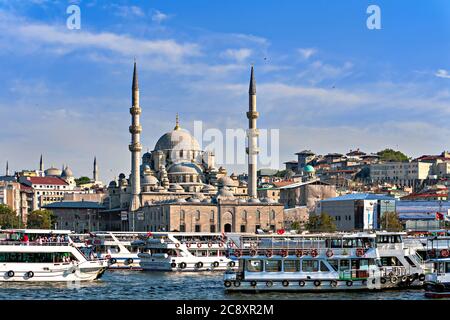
<box><xmin>0</xmin><ymin>252</ymin><xmax>77</xmax><ymax>263</ymax></box>
<box><xmin>195</xmin><ymin>250</ymin><xmax>208</xmax><ymax>257</ymax></box>
<box><xmin>327</xmin><ymin>259</ymin><xmax>339</xmax><ymax>271</ymax></box>
<box><xmin>320</xmin><ymin>261</ymin><xmax>330</xmax><ymax>272</ymax></box>
<box><xmin>283</xmin><ymin>260</ymin><xmax>300</xmax><ymax>272</ymax></box>
<box><xmin>302</xmin><ymin>260</ymin><xmax>319</xmax><ymax>272</ymax></box>
<box><xmin>209</xmin><ymin>250</ymin><xmax>218</xmax><ymax>257</ymax></box>
<box><xmin>438</xmin><ymin>262</ymin><xmax>445</xmax><ymax>274</ymax></box>
<box><xmin>446</xmin><ymin>262</ymin><xmax>450</xmax><ymax>273</ymax></box>
<box><xmin>246</xmin><ymin>260</ymin><xmax>263</xmax><ymax>272</ymax></box>
<box><xmin>327</xmin><ymin>239</ymin><xmax>342</xmax><ymax>248</ymax></box>
<box><xmin>357</xmin><ymin>259</ymin><xmax>370</xmax><ymax>270</ymax></box>
<box><xmin>265</xmin><ymin>260</ymin><xmax>282</xmax><ymax>272</ymax></box>
<box><xmin>339</xmin><ymin>259</ymin><xmax>350</xmax><ymax>271</ymax></box>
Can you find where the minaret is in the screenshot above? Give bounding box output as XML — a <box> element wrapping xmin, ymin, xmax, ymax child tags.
<box><xmin>5</xmin><ymin>161</ymin><xmax>9</xmax><ymax>176</ymax></box>
<box><xmin>93</xmin><ymin>156</ymin><xmax>99</xmax><ymax>182</ymax></box>
<box><xmin>129</xmin><ymin>61</ymin><xmax>142</xmax><ymax>211</ymax></box>
<box><xmin>39</xmin><ymin>154</ymin><xmax>44</xmax><ymax>171</ymax></box>
<box><xmin>246</xmin><ymin>65</ymin><xmax>259</xmax><ymax>199</ymax></box>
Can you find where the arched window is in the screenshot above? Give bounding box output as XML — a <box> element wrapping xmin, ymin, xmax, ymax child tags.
<box><xmin>196</xmin><ymin>210</ymin><xmax>201</xmax><ymax>221</ymax></box>
<box><xmin>180</xmin><ymin>210</ymin><xmax>185</xmax><ymax>221</ymax></box>
<box><xmin>256</xmin><ymin>210</ymin><xmax>261</xmax><ymax>221</ymax></box>
<box><xmin>270</xmin><ymin>210</ymin><xmax>276</xmax><ymax>220</ymax></box>
<box><xmin>210</xmin><ymin>210</ymin><xmax>215</xmax><ymax>221</ymax></box>
<box><xmin>241</xmin><ymin>210</ymin><xmax>247</xmax><ymax>221</ymax></box>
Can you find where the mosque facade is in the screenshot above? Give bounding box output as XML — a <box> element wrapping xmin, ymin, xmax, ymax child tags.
<box><xmin>105</xmin><ymin>63</ymin><xmax>284</xmax><ymax>233</ymax></box>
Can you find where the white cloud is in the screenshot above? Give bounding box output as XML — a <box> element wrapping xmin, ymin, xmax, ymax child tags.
<box><xmin>151</xmin><ymin>10</ymin><xmax>170</xmax><ymax>23</ymax></box>
<box><xmin>111</xmin><ymin>5</ymin><xmax>145</xmax><ymax>18</ymax></box>
<box><xmin>220</xmin><ymin>48</ymin><xmax>252</xmax><ymax>62</ymax></box>
<box><xmin>435</xmin><ymin>69</ymin><xmax>450</xmax><ymax>79</ymax></box>
<box><xmin>298</xmin><ymin>48</ymin><xmax>317</xmax><ymax>59</ymax></box>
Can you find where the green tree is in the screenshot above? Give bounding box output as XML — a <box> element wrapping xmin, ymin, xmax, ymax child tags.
<box><xmin>306</xmin><ymin>213</ymin><xmax>336</xmax><ymax>232</ymax></box>
<box><xmin>75</xmin><ymin>176</ymin><xmax>91</xmax><ymax>186</ymax></box>
<box><xmin>0</xmin><ymin>204</ymin><xmax>20</xmax><ymax>229</ymax></box>
<box><xmin>377</xmin><ymin>149</ymin><xmax>409</xmax><ymax>162</ymax></box>
<box><xmin>27</xmin><ymin>209</ymin><xmax>55</xmax><ymax>229</ymax></box>
<box><xmin>380</xmin><ymin>211</ymin><xmax>403</xmax><ymax>231</ymax></box>
<box><xmin>290</xmin><ymin>221</ymin><xmax>301</xmax><ymax>232</ymax></box>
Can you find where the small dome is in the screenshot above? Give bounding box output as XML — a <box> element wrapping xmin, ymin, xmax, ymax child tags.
<box><xmin>218</xmin><ymin>176</ymin><xmax>237</xmax><ymax>187</ymax></box>
<box><xmin>201</xmin><ymin>184</ymin><xmax>217</xmax><ymax>193</ymax></box>
<box><xmin>202</xmin><ymin>198</ymin><xmax>212</xmax><ymax>203</ymax></box>
<box><xmin>248</xmin><ymin>198</ymin><xmax>261</xmax><ymax>203</ymax></box>
<box><xmin>119</xmin><ymin>178</ymin><xmax>128</xmax><ymax>186</ymax></box>
<box><xmin>176</xmin><ymin>198</ymin><xmax>187</xmax><ymax>203</ymax></box>
<box><xmin>187</xmin><ymin>197</ymin><xmax>201</xmax><ymax>203</ymax></box>
<box><xmin>154</xmin><ymin>185</ymin><xmax>166</xmax><ymax>192</ymax></box>
<box><xmin>168</xmin><ymin>183</ymin><xmax>184</xmax><ymax>192</ymax></box>
<box><xmin>108</xmin><ymin>180</ymin><xmax>117</xmax><ymax>188</ymax></box>
<box><xmin>45</xmin><ymin>167</ymin><xmax>62</xmax><ymax>177</ymax></box>
<box><xmin>142</xmin><ymin>174</ymin><xmax>158</xmax><ymax>186</ymax></box>
<box><xmin>304</xmin><ymin>165</ymin><xmax>315</xmax><ymax>173</ymax></box>
<box><xmin>216</xmin><ymin>187</ymin><xmax>235</xmax><ymax>200</ymax></box>
<box><xmin>61</xmin><ymin>166</ymin><xmax>73</xmax><ymax>178</ymax></box>
<box><xmin>119</xmin><ymin>173</ymin><xmax>126</xmax><ymax>180</ymax></box>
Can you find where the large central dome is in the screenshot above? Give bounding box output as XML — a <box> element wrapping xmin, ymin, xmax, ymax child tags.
<box><xmin>154</xmin><ymin>128</ymin><xmax>201</xmax><ymax>151</ymax></box>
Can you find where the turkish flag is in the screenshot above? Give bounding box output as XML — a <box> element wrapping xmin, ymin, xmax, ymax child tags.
<box><xmin>436</xmin><ymin>212</ymin><xmax>444</xmax><ymax>220</ymax></box>
<box><xmin>146</xmin><ymin>231</ymin><xmax>153</xmax><ymax>237</ymax></box>
<box><xmin>277</xmin><ymin>229</ymin><xmax>285</xmax><ymax>235</ymax></box>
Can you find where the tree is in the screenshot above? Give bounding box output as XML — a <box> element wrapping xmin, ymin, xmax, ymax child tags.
<box><xmin>0</xmin><ymin>204</ymin><xmax>20</xmax><ymax>229</ymax></box>
<box><xmin>377</xmin><ymin>149</ymin><xmax>409</xmax><ymax>162</ymax></box>
<box><xmin>27</xmin><ymin>209</ymin><xmax>55</xmax><ymax>229</ymax></box>
<box><xmin>380</xmin><ymin>211</ymin><xmax>403</xmax><ymax>231</ymax></box>
<box><xmin>306</xmin><ymin>213</ymin><xmax>336</xmax><ymax>232</ymax></box>
<box><xmin>75</xmin><ymin>176</ymin><xmax>91</xmax><ymax>186</ymax></box>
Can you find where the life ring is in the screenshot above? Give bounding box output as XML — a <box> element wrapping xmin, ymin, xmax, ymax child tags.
<box><xmin>299</xmin><ymin>280</ymin><xmax>306</xmax><ymax>287</ymax></box>
<box><xmin>391</xmin><ymin>276</ymin><xmax>398</xmax><ymax>284</ymax></box>
<box><xmin>314</xmin><ymin>280</ymin><xmax>321</xmax><ymax>287</ymax></box>
<box><xmin>250</xmin><ymin>249</ymin><xmax>257</xmax><ymax>257</ymax></box>
<box><xmin>186</xmin><ymin>242</ymin><xmax>192</xmax><ymax>248</ymax></box>
<box><xmin>326</xmin><ymin>249</ymin><xmax>333</xmax><ymax>258</ymax></box>
<box><xmin>380</xmin><ymin>277</ymin><xmax>386</xmax><ymax>284</ymax></box>
<box><xmin>208</xmin><ymin>242</ymin><xmax>213</xmax><ymax>248</ymax></box>
<box><xmin>330</xmin><ymin>280</ymin><xmax>338</xmax><ymax>287</ymax></box>
<box><xmin>440</xmin><ymin>249</ymin><xmax>449</xmax><ymax>258</ymax></box>
<box><xmin>295</xmin><ymin>249</ymin><xmax>303</xmax><ymax>257</ymax></box>
<box><xmin>419</xmin><ymin>274</ymin><xmax>426</xmax><ymax>282</ymax></box>
<box><xmin>401</xmin><ymin>275</ymin><xmax>408</xmax><ymax>282</ymax></box>
<box><xmin>212</xmin><ymin>261</ymin><xmax>219</xmax><ymax>268</ymax></box>
<box><xmin>234</xmin><ymin>250</ymin><xmax>242</xmax><ymax>258</ymax></box>
<box><xmin>105</xmin><ymin>254</ymin><xmax>111</xmax><ymax>259</ymax></box>
<box><xmin>175</xmin><ymin>243</ymin><xmax>180</xmax><ymax>248</ymax></box>
<box><xmin>224</xmin><ymin>280</ymin><xmax>232</xmax><ymax>288</ymax></box>
<box><xmin>179</xmin><ymin>262</ymin><xmax>187</xmax><ymax>269</ymax></box>
<box><xmin>310</xmin><ymin>249</ymin><xmax>318</xmax><ymax>258</ymax></box>
<box><xmin>197</xmin><ymin>242</ymin><xmax>202</xmax><ymax>248</ymax></box>
<box><xmin>250</xmin><ymin>280</ymin><xmax>257</xmax><ymax>287</ymax></box>
<box><xmin>196</xmin><ymin>262</ymin><xmax>204</xmax><ymax>268</ymax></box>
<box><xmin>346</xmin><ymin>280</ymin><xmax>353</xmax><ymax>287</ymax></box>
<box><xmin>265</xmin><ymin>250</ymin><xmax>273</xmax><ymax>258</ymax></box>
<box><xmin>233</xmin><ymin>281</ymin><xmax>241</xmax><ymax>287</ymax></box>
<box><xmin>219</xmin><ymin>242</ymin><xmax>224</xmax><ymax>247</ymax></box>
<box><xmin>170</xmin><ymin>262</ymin><xmax>177</xmax><ymax>268</ymax></box>
<box><xmin>109</xmin><ymin>258</ymin><xmax>117</xmax><ymax>265</ymax></box>
<box><xmin>282</xmin><ymin>280</ymin><xmax>289</xmax><ymax>287</ymax></box>
<box><xmin>228</xmin><ymin>261</ymin><xmax>235</xmax><ymax>268</ymax></box>
<box><xmin>281</xmin><ymin>250</ymin><xmax>288</xmax><ymax>257</ymax></box>
<box><xmin>266</xmin><ymin>280</ymin><xmax>273</xmax><ymax>287</ymax></box>
<box><xmin>27</xmin><ymin>271</ymin><xmax>34</xmax><ymax>278</ymax></box>
<box><xmin>126</xmin><ymin>258</ymin><xmax>134</xmax><ymax>265</ymax></box>
<box><xmin>356</xmin><ymin>248</ymin><xmax>364</xmax><ymax>257</ymax></box>
<box><xmin>229</xmin><ymin>242</ymin><xmax>235</xmax><ymax>248</ymax></box>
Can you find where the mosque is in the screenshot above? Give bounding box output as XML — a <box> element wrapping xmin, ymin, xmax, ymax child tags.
<box><xmin>105</xmin><ymin>63</ymin><xmax>284</xmax><ymax>233</ymax></box>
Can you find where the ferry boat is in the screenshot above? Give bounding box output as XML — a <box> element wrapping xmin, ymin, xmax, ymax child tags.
<box><xmin>0</xmin><ymin>229</ymin><xmax>108</xmax><ymax>282</ymax></box>
<box><xmin>223</xmin><ymin>232</ymin><xmax>420</xmax><ymax>292</ymax></box>
<box><xmin>423</xmin><ymin>236</ymin><xmax>450</xmax><ymax>298</ymax></box>
<box><xmin>134</xmin><ymin>232</ymin><xmax>235</xmax><ymax>271</ymax></box>
<box><xmin>86</xmin><ymin>232</ymin><xmax>147</xmax><ymax>270</ymax></box>
<box><xmin>375</xmin><ymin>232</ymin><xmax>427</xmax><ymax>287</ymax></box>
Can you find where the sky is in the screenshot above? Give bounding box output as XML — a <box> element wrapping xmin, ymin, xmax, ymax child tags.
<box><xmin>0</xmin><ymin>0</ymin><xmax>449</xmax><ymax>183</ymax></box>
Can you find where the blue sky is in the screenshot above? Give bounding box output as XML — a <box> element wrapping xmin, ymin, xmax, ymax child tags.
<box><xmin>0</xmin><ymin>0</ymin><xmax>449</xmax><ymax>183</ymax></box>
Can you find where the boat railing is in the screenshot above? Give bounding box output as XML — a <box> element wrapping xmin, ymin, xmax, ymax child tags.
<box><xmin>0</xmin><ymin>240</ymin><xmax>71</xmax><ymax>246</ymax></box>
<box><xmin>380</xmin><ymin>266</ymin><xmax>408</xmax><ymax>277</ymax></box>
<box><xmin>227</xmin><ymin>246</ymin><xmax>372</xmax><ymax>258</ymax></box>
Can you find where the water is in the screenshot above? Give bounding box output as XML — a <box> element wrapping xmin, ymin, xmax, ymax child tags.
<box><xmin>0</xmin><ymin>270</ymin><xmax>440</xmax><ymax>300</ymax></box>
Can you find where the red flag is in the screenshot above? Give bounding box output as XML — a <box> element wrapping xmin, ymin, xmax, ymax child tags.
<box><xmin>146</xmin><ymin>231</ymin><xmax>153</xmax><ymax>237</ymax></box>
<box><xmin>436</xmin><ymin>212</ymin><xmax>444</xmax><ymax>220</ymax></box>
<box><xmin>277</xmin><ymin>229</ymin><xmax>285</xmax><ymax>235</ymax></box>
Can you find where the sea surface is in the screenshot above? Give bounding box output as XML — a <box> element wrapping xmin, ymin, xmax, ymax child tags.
<box><xmin>0</xmin><ymin>270</ymin><xmax>442</xmax><ymax>300</ymax></box>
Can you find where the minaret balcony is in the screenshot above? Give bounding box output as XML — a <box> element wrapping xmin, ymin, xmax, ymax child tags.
<box><xmin>129</xmin><ymin>125</ymin><xmax>142</xmax><ymax>134</ymax></box>
<box><xmin>130</xmin><ymin>106</ymin><xmax>142</xmax><ymax>115</ymax></box>
<box><xmin>246</xmin><ymin>111</ymin><xmax>259</xmax><ymax>119</ymax></box>
<box><xmin>129</xmin><ymin>142</ymin><xmax>143</xmax><ymax>152</ymax></box>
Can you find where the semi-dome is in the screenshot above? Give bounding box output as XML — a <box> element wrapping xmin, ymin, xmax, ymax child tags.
<box><xmin>168</xmin><ymin>183</ymin><xmax>184</xmax><ymax>192</ymax></box>
<box><xmin>168</xmin><ymin>162</ymin><xmax>203</xmax><ymax>175</ymax></box>
<box><xmin>45</xmin><ymin>167</ymin><xmax>62</xmax><ymax>177</ymax></box>
<box><xmin>201</xmin><ymin>184</ymin><xmax>217</xmax><ymax>193</ymax></box>
<box><xmin>304</xmin><ymin>165</ymin><xmax>315</xmax><ymax>173</ymax></box>
<box><xmin>154</xmin><ymin>128</ymin><xmax>200</xmax><ymax>152</ymax></box>
<box><xmin>142</xmin><ymin>174</ymin><xmax>158</xmax><ymax>185</ymax></box>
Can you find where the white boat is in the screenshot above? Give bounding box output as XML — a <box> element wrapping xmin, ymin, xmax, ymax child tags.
<box><xmin>223</xmin><ymin>232</ymin><xmax>421</xmax><ymax>292</ymax></box>
<box><xmin>86</xmin><ymin>232</ymin><xmax>147</xmax><ymax>270</ymax></box>
<box><xmin>134</xmin><ymin>232</ymin><xmax>235</xmax><ymax>271</ymax></box>
<box><xmin>0</xmin><ymin>229</ymin><xmax>108</xmax><ymax>282</ymax></box>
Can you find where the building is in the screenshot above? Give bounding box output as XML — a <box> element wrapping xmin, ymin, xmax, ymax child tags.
<box><xmin>370</xmin><ymin>161</ymin><xmax>434</xmax><ymax>189</ymax></box>
<box><xmin>396</xmin><ymin>200</ymin><xmax>450</xmax><ymax>232</ymax></box>
<box><xmin>317</xmin><ymin>193</ymin><xmax>396</xmax><ymax>231</ymax></box>
<box><xmin>103</xmin><ymin>63</ymin><xmax>284</xmax><ymax>233</ymax></box>
<box><xmin>44</xmin><ymin>201</ymin><xmax>107</xmax><ymax>233</ymax></box>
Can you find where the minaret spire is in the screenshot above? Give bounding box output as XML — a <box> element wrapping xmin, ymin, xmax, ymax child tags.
<box><xmin>174</xmin><ymin>113</ymin><xmax>180</xmax><ymax>130</ymax></box>
<box><xmin>93</xmin><ymin>156</ymin><xmax>99</xmax><ymax>182</ymax></box>
<box><xmin>129</xmin><ymin>61</ymin><xmax>142</xmax><ymax>214</ymax></box>
<box><xmin>246</xmin><ymin>65</ymin><xmax>259</xmax><ymax>199</ymax></box>
<box><xmin>39</xmin><ymin>154</ymin><xmax>44</xmax><ymax>171</ymax></box>
<box><xmin>5</xmin><ymin>161</ymin><xmax>9</xmax><ymax>176</ymax></box>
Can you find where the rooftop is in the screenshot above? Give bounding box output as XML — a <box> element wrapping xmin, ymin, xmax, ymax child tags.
<box><xmin>44</xmin><ymin>201</ymin><xmax>105</xmax><ymax>209</ymax></box>
<box><xmin>321</xmin><ymin>193</ymin><xmax>395</xmax><ymax>202</ymax></box>
<box><xmin>22</xmin><ymin>176</ymin><xmax>68</xmax><ymax>186</ymax></box>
